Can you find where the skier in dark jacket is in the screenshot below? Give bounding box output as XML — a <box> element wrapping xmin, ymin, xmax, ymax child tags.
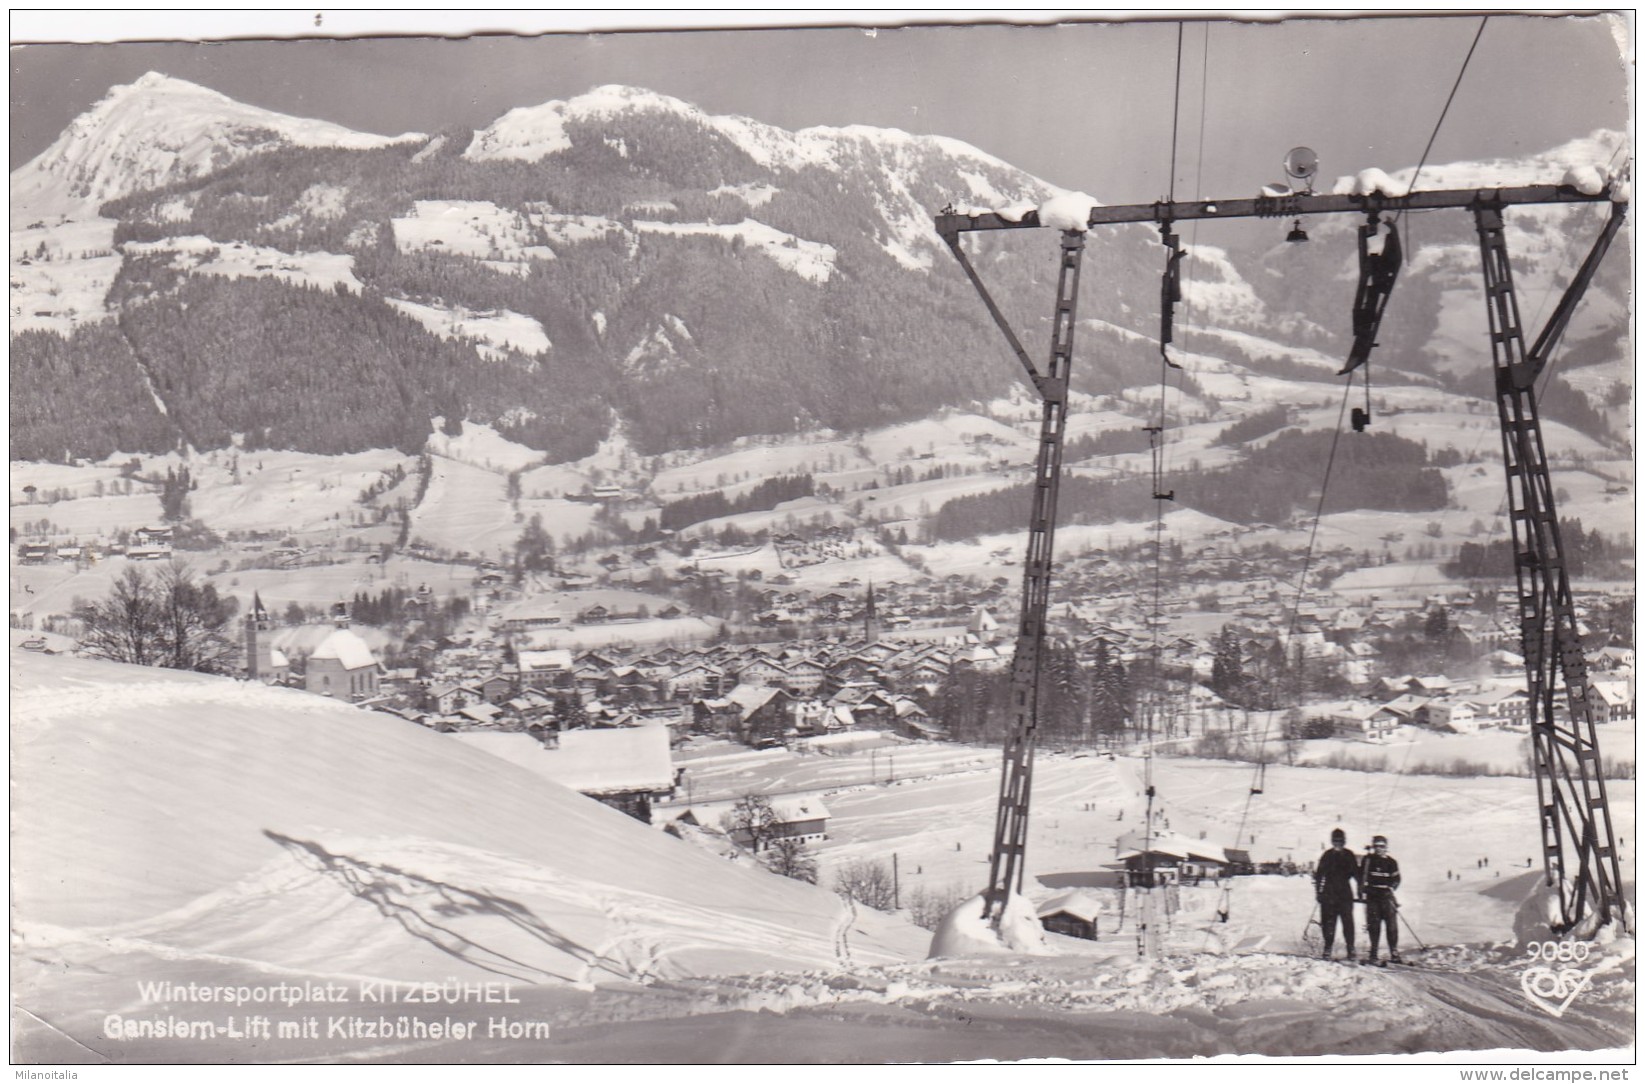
<box><xmin>1313</xmin><ymin>827</ymin><xmax>1360</xmax><ymax>960</ymax></box>
<box><xmin>1360</xmin><ymin>834</ymin><xmax>1402</xmax><ymax>965</ymax></box>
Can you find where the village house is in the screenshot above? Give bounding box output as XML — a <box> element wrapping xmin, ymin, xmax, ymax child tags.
<box><xmin>1589</xmin><ymin>646</ymin><xmax>1635</xmax><ymax>674</ymax></box>
<box><xmin>1425</xmin><ymin>697</ymin><xmax>1480</xmax><ymax>735</ymax></box>
<box><xmin>694</xmin><ymin>684</ymin><xmax>794</xmax><ymax>745</ymax></box>
<box><xmin>1330</xmin><ymin>701</ymin><xmax>1399</xmax><ymax>742</ymax></box>
<box><xmin>667</xmin><ymin>661</ymin><xmax>726</xmax><ymax>700</ymax></box>
<box><xmin>679</xmin><ymin>797</ymin><xmax>831</xmax><ymax>852</ymax></box>
<box><xmin>736</xmin><ymin>657</ymin><xmax>790</xmax><ymax>688</ymax></box>
<box><xmin>1037</xmin><ymin>891</ymin><xmax>1106</xmax><ymax>941</ymax></box>
<box><xmin>424</xmin><ymin>682</ymin><xmax>483</xmax><ymax>716</ymax></box>
<box><xmin>1466</xmin><ymin>687</ymin><xmax>1529</xmax><ymax>729</ymax></box>
<box><xmin>516</xmin><ymin>648</ymin><xmax>574</xmax><ymax>690</ymax></box>
<box><xmin>499</xmin><ymin>599</ymin><xmax>566</xmax><ymax>633</ymax></box>
<box><xmin>1588</xmin><ymin>680</ymin><xmax>1635</xmax><ymax>725</ymax></box>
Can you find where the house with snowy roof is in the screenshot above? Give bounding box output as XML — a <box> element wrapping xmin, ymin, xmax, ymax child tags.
<box><xmin>679</xmin><ymin>797</ymin><xmax>830</xmax><ymax>852</ymax></box>
<box><xmin>452</xmin><ymin>725</ymin><xmax>675</xmax><ymax>822</ymax></box>
<box><xmin>1589</xmin><ymin>646</ymin><xmax>1635</xmax><ymax>674</ymax></box>
<box><xmin>1330</xmin><ymin>700</ymin><xmax>1399</xmax><ymax>742</ymax></box>
<box><xmin>694</xmin><ymin>683</ymin><xmax>794</xmax><ymax>745</ymax></box>
<box><xmin>666</xmin><ymin>661</ymin><xmax>725</xmax><ymax>700</ymax></box>
<box><xmin>1036</xmin><ymin>890</ymin><xmax>1106</xmax><ymax>941</ymax></box>
<box><xmin>1115</xmin><ymin>830</ymin><xmax>1230</xmax><ymax>886</ymax></box>
<box><xmin>1588</xmin><ymin>680</ymin><xmax>1634</xmax><ymax>725</ymax></box>
<box><xmin>1464</xmin><ymin>687</ymin><xmax>1529</xmax><ymax>729</ymax></box>
<box><xmin>305</xmin><ymin>628</ymin><xmax>380</xmax><ymax>701</ymax></box>
<box><xmin>1425</xmin><ymin>697</ymin><xmax>1480</xmax><ymax>735</ymax></box>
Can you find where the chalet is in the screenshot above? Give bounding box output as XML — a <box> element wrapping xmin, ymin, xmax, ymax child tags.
<box><xmin>504</xmin><ymin>692</ymin><xmax>556</xmax><ymax>726</ymax></box>
<box><xmin>477</xmin><ymin>672</ymin><xmax>516</xmax><ymax>704</ymax></box>
<box><xmin>702</xmin><ymin>797</ymin><xmax>830</xmax><ymax>852</ymax></box>
<box><xmin>16</xmin><ymin>543</ymin><xmax>50</xmax><ymax>564</ymax></box>
<box><xmin>453</xmin><ymin>725</ymin><xmax>674</xmax><ymax>822</ymax></box>
<box><xmin>816</xmin><ymin>591</ymin><xmax>851</xmax><ymax>615</ymax></box>
<box><xmin>1425</xmin><ymin>697</ymin><xmax>1480</xmax><ymax>735</ymax></box>
<box><xmin>1378</xmin><ymin>693</ymin><xmax>1431</xmax><ymax>725</ymax></box>
<box><xmin>499</xmin><ymin>600</ymin><xmax>566</xmax><ymax>633</ymax></box>
<box><xmin>781</xmin><ymin>658</ymin><xmax>828</xmax><ymax>696</ymax></box>
<box><xmin>1467</xmin><ymin>687</ymin><xmax>1529</xmax><ymax>729</ymax></box>
<box><xmin>425</xmin><ymin>683</ymin><xmax>481</xmax><ymax>716</ymax></box>
<box><xmin>827</xmin><ymin>655</ymin><xmax>883</xmax><ymax>687</ymax></box>
<box><xmin>517</xmin><ymin>648</ymin><xmax>573</xmax><ymax>688</ymax></box>
<box><xmin>1590</xmin><ymin>646</ymin><xmax>1635</xmax><ymax>674</ymax></box>
<box><xmin>1330</xmin><ymin>701</ymin><xmax>1398</xmax><ymax>742</ymax></box>
<box><xmin>1037</xmin><ymin>891</ymin><xmax>1105</xmax><ymax>941</ymax></box>
<box><xmin>54</xmin><ymin>545</ymin><xmax>83</xmax><ymax>560</ymax></box>
<box><xmin>1588</xmin><ymin>680</ymin><xmax>1635</xmax><ymax>725</ymax></box>
<box><xmin>1115</xmin><ymin>830</ymin><xmax>1229</xmax><ymax>887</ymax></box>
<box><xmin>667</xmin><ymin>662</ymin><xmax>725</xmax><ymax>700</ymax></box>
<box><xmin>578</xmin><ymin>604</ymin><xmax>611</xmax><ymax>624</ymax></box>
<box><xmin>736</xmin><ymin>657</ymin><xmax>790</xmax><ymax>688</ymax></box>
<box><xmin>694</xmin><ymin>684</ymin><xmax>793</xmax><ymax>745</ymax></box>
<box><xmin>900</xmin><ymin>657</ymin><xmax>950</xmax><ymax>687</ymax></box>
<box><xmin>456</xmin><ymin>702</ymin><xmax>504</xmax><ymax>727</ymax></box>
<box><xmin>126</xmin><ymin>545</ymin><xmax>172</xmax><ymax>561</ymax></box>
<box><xmin>134</xmin><ymin>525</ymin><xmax>174</xmax><ymax>544</ymax></box>
<box><xmin>954</xmin><ymin>643</ymin><xmax>1009</xmax><ymax>672</ymax></box>
<box><xmin>571</xmin><ymin>660</ymin><xmax>610</xmax><ymax>692</ymax></box>
<box><xmin>606</xmin><ymin>666</ymin><xmax>661</xmax><ymax>705</ymax></box>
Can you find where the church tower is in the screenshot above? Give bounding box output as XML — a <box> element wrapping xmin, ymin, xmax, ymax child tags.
<box><xmin>864</xmin><ymin>581</ymin><xmax>881</xmax><ymax>643</ymax></box>
<box><xmin>245</xmin><ymin>591</ymin><xmax>273</xmax><ymax>681</ymax></box>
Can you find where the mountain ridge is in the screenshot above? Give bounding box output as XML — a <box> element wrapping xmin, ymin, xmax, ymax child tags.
<box><xmin>8</xmin><ymin>73</ymin><xmax>1630</xmax><ymax>466</ymax></box>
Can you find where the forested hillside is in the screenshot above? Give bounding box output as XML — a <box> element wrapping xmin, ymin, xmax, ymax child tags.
<box><xmin>928</xmin><ymin>431</ymin><xmax>1452</xmax><ymax>541</ymax></box>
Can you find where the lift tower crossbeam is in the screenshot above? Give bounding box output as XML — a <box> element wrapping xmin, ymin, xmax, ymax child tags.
<box><xmin>936</xmin><ymin>181</ymin><xmax>1627</xmax><ymax>936</ymax></box>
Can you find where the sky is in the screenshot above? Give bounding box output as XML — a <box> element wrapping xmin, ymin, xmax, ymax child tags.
<box><xmin>8</xmin><ymin>12</ymin><xmax>1632</xmax><ymax>205</ymax></box>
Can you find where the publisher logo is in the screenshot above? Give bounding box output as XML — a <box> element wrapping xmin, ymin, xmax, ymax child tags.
<box><xmin>1518</xmin><ymin>940</ymin><xmax>1594</xmax><ymax>1018</ymax></box>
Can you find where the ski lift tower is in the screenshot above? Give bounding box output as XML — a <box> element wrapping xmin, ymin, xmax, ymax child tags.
<box><xmin>937</xmin><ymin>173</ymin><xmax>1629</xmax><ymax>936</ymax></box>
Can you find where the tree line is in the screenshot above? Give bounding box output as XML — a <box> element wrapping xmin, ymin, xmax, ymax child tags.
<box><xmin>659</xmin><ymin>474</ymin><xmax>814</xmax><ymax>531</ymax></box>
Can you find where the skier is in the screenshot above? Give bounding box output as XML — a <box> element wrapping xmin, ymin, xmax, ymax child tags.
<box><xmin>1361</xmin><ymin>834</ymin><xmax>1402</xmax><ymax>965</ymax></box>
<box><xmin>1313</xmin><ymin>827</ymin><xmax>1360</xmax><ymax>961</ymax></box>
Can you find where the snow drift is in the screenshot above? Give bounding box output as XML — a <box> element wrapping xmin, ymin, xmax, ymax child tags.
<box><xmin>11</xmin><ymin>651</ymin><xmax>927</xmax><ymax>985</ymax></box>
<box><xmin>928</xmin><ymin>892</ymin><xmax>1050</xmax><ymax>958</ymax></box>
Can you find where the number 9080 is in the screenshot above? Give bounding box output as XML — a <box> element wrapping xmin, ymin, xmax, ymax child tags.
<box><xmin>1525</xmin><ymin>940</ymin><xmax>1592</xmax><ymax>963</ymax></box>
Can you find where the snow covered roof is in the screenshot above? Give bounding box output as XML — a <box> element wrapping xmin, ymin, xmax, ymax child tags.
<box><xmin>1590</xmin><ymin>680</ymin><xmax>1633</xmax><ymax>707</ymax></box>
<box><xmin>1037</xmin><ymin>890</ymin><xmax>1105</xmax><ymax>923</ymax></box>
<box><xmin>308</xmin><ymin>628</ymin><xmax>377</xmax><ymax>671</ymax></box>
<box><xmin>519</xmin><ymin>648</ymin><xmax>572</xmax><ymax>671</ymax></box>
<box><xmin>452</xmin><ymin>726</ymin><xmax>674</xmax><ymax>795</ymax></box>
<box><xmin>1115</xmin><ymin>830</ymin><xmax>1228</xmax><ymax>864</ymax></box>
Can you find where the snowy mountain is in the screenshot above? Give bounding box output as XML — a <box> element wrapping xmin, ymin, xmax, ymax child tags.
<box><xmin>11</xmin><ymin>72</ymin><xmax>423</xmax><ymax>217</ymax></box>
<box><xmin>8</xmin><ymin>73</ymin><xmax>1630</xmax><ymax>467</ymax></box>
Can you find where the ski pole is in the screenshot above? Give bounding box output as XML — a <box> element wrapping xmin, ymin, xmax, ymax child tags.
<box><xmin>1397</xmin><ymin>903</ymin><xmax>1427</xmax><ymax>950</ymax></box>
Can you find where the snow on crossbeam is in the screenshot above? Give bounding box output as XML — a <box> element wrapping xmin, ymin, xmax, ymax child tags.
<box><xmin>936</xmin><ymin>183</ymin><xmax>1625</xmax><ymax>235</ymax></box>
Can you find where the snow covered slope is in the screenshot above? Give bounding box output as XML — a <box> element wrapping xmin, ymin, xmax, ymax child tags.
<box><xmin>11</xmin><ymin>650</ymin><xmax>926</xmax><ymax>985</ymax></box>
